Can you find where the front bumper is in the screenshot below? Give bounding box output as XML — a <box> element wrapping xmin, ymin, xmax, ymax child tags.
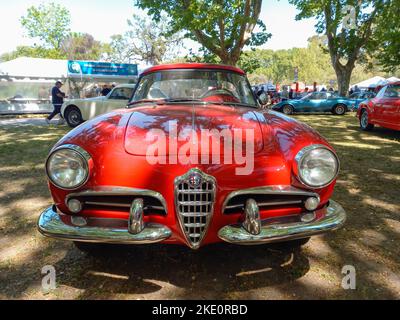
<box><xmin>38</xmin><ymin>206</ymin><xmax>172</xmax><ymax>244</ymax></box>
<box><xmin>38</xmin><ymin>200</ymin><xmax>346</xmax><ymax>247</ymax></box>
<box><xmin>218</xmin><ymin>200</ymin><xmax>346</xmax><ymax>245</ymax></box>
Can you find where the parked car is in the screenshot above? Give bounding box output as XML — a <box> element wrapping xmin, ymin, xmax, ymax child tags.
<box><xmin>348</xmin><ymin>91</ymin><xmax>376</xmax><ymax>111</ymax></box>
<box><xmin>357</xmin><ymin>82</ymin><xmax>400</xmax><ymax>131</ymax></box>
<box><xmin>272</xmin><ymin>91</ymin><xmax>353</xmax><ymax>115</ymax></box>
<box><xmin>61</xmin><ymin>84</ymin><xmax>136</xmax><ymax>127</ymax></box>
<box><xmin>38</xmin><ymin>63</ymin><xmax>346</xmax><ymax>252</ymax></box>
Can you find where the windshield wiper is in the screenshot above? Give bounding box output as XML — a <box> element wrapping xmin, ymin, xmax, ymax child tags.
<box><xmin>164</xmin><ymin>98</ymin><xmax>206</xmax><ymax>103</ymax></box>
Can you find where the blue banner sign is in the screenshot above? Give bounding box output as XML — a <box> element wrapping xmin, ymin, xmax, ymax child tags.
<box><xmin>67</xmin><ymin>60</ymin><xmax>138</xmax><ymax>78</ymax></box>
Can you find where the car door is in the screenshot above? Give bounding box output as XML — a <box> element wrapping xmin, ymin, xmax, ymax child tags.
<box><xmin>98</xmin><ymin>87</ymin><xmax>134</xmax><ymax>116</ymax></box>
<box><xmin>300</xmin><ymin>92</ymin><xmax>321</xmax><ymax>112</ymax></box>
<box><xmin>309</xmin><ymin>92</ymin><xmax>327</xmax><ymax>112</ymax></box>
<box><xmin>371</xmin><ymin>87</ymin><xmax>386</xmax><ymax>123</ymax></box>
<box><xmin>381</xmin><ymin>84</ymin><xmax>400</xmax><ymax>127</ymax></box>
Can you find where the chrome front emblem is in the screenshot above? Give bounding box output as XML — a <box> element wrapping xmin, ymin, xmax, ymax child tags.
<box><xmin>188</xmin><ymin>173</ymin><xmax>202</xmax><ymax>188</ymax></box>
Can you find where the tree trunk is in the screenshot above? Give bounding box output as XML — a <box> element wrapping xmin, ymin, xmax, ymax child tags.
<box><xmin>334</xmin><ymin>65</ymin><xmax>353</xmax><ymax>97</ymax></box>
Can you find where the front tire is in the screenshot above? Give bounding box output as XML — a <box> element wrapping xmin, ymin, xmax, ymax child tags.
<box><xmin>282</xmin><ymin>104</ymin><xmax>294</xmax><ymax>115</ymax></box>
<box><xmin>332</xmin><ymin>104</ymin><xmax>346</xmax><ymax>115</ymax></box>
<box><xmin>65</xmin><ymin>106</ymin><xmax>83</xmax><ymax>128</ymax></box>
<box><xmin>360</xmin><ymin>109</ymin><xmax>374</xmax><ymax>131</ymax></box>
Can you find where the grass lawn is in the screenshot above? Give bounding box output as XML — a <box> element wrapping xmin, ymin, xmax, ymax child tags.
<box><xmin>0</xmin><ymin>113</ymin><xmax>399</xmax><ymax>299</ymax></box>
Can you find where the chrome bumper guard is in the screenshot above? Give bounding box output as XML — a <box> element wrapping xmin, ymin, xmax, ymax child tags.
<box><xmin>38</xmin><ymin>206</ymin><xmax>172</xmax><ymax>244</ymax></box>
<box><xmin>218</xmin><ymin>200</ymin><xmax>346</xmax><ymax>245</ymax></box>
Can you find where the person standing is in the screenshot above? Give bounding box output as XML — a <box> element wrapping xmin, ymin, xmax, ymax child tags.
<box><xmin>46</xmin><ymin>81</ymin><xmax>66</xmax><ymax>125</ymax></box>
<box><xmin>101</xmin><ymin>84</ymin><xmax>112</xmax><ymax>96</ymax></box>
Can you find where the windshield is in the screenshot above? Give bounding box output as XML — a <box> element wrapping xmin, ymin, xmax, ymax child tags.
<box><xmin>130</xmin><ymin>69</ymin><xmax>257</xmax><ymax>107</ymax></box>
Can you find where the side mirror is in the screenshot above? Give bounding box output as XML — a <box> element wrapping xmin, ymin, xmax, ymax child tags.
<box><xmin>258</xmin><ymin>92</ymin><xmax>269</xmax><ymax>105</ymax></box>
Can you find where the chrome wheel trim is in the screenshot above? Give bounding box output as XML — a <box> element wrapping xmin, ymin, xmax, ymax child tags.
<box><xmin>68</xmin><ymin>109</ymin><xmax>81</xmax><ymax>126</ymax></box>
<box><xmin>335</xmin><ymin>105</ymin><xmax>345</xmax><ymax>115</ymax></box>
<box><xmin>282</xmin><ymin>105</ymin><xmax>292</xmax><ymax>114</ymax></box>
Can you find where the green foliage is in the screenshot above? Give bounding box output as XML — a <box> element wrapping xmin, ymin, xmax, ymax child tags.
<box><xmin>0</xmin><ymin>46</ymin><xmax>62</xmax><ymax>62</ymax></box>
<box><xmin>370</xmin><ymin>0</ymin><xmax>400</xmax><ymax>72</ymax></box>
<box><xmin>20</xmin><ymin>2</ymin><xmax>71</xmax><ymax>50</ymax></box>
<box><xmin>136</xmin><ymin>0</ymin><xmax>271</xmax><ymax>65</ymax></box>
<box><xmin>240</xmin><ymin>36</ymin><xmax>392</xmax><ymax>86</ymax></box>
<box><xmin>61</xmin><ymin>33</ymin><xmax>105</xmax><ymax>61</ymax></box>
<box><xmin>288</xmin><ymin>0</ymin><xmax>389</xmax><ymax>95</ymax></box>
<box><xmin>107</xmin><ymin>14</ymin><xmax>183</xmax><ymax>65</ymax></box>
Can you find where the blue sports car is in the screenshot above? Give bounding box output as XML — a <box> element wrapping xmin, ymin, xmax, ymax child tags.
<box><xmin>348</xmin><ymin>91</ymin><xmax>376</xmax><ymax>111</ymax></box>
<box><xmin>272</xmin><ymin>91</ymin><xmax>354</xmax><ymax>115</ymax></box>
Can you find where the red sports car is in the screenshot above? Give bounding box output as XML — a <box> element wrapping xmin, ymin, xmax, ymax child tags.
<box><xmin>38</xmin><ymin>63</ymin><xmax>346</xmax><ymax>251</ymax></box>
<box><xmin>358</xmin><ymin>82</ymin><xmax>400</xmax><ymax>131</ymax></box>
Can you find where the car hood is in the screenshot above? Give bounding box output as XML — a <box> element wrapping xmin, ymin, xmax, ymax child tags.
<box><xmin>124</xmin><ymin>104</ymin><xmax>264</xmax><ymax>156</ymax></box>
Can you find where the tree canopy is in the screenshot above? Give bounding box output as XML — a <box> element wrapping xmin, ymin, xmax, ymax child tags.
<box><xmin>288</xmin><ymin>0</ymin><xmax>389</xmax><ymax>95</ymax></box>
<box><xmin>20</xmin><ymin>2</ymin><xmax>71</xmax><ymax>50</ymax></box>
<box><xmin>136</xmin><ymin>0</ymin><xmax>271</xmax><ymax>65</ymax></box>
<box><xmin>107</xmin><ymin>14</ymin><xmax>183</xmax><ymax>65</ymax></box>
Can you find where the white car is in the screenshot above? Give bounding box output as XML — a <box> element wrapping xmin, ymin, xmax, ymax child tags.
<box><xmin>61</xmin><ymin>84</ymin><xmax>136</xmax><ymax>127</ymax></box>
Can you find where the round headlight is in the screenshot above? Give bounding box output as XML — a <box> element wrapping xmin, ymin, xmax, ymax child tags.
<box><xmin>46</xmin><ymin>145</ymin><xmax>91</xmax><ymax>190</ymax></box>
<box><xmin>294</xmin><ymin>145</ymin><xmax>339</xmax><ymax>188</ymax></box>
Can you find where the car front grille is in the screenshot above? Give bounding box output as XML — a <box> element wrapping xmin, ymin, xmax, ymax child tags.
<box><xmin>174</xmin><ymin>168</ymin><xmax>216</xmax><ymax>249</ymax></box>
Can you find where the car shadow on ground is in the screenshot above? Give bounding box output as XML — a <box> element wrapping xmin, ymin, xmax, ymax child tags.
<box><xmin>51</xmin><ymin>242</ymin><xmax>310</xmax><ymax>299</ymax></box>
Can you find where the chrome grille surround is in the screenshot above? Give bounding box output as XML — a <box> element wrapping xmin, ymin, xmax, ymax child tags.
<box><xmin>174</xmin><ymin>168</ymin><xmax>216</xmax><ymax>249</ymax></box>
<box><xmin>222</xmin><ymin>185</ymin><xmax>320</xmax><ymax>214</ymax></box>
<box><xmin>65</xmin><ymin>186</ymin><xmax>167</xmax><ymax>215</ymax></box>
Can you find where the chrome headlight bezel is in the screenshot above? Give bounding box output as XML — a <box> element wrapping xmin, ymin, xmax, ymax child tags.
<box><xmin>45</xmin><ymin>144</ymin><xmax>91</xmax><ymax>190</ymax></box>
<box><xmin>293</xmin><ymin>144</ymin><xmax>340</xmax><ymax>189</ymax></box>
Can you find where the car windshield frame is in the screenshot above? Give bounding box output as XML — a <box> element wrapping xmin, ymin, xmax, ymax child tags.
<box><xmin>128</xmin><ymin>68</ymin><xmax>258</xmax><ymax>108</ymax></box>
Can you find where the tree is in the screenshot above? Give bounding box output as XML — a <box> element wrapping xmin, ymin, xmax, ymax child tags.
<box><xmin>61</xmin><ymin>33</ymin><xmax>105</xmax><ymax>61</ymax></box>
<box><xmin>371</xmin><ymin>0</ymin><xmax>400</xmax><ymax>73</ymax></box>
<box><xmin>136</xmin><ymin>0</ymin><xmax>271</xmax><ymax>65</ymax></box>
<box><xmin>107</xmin><ymin>14</ymin><xmax>183</xmax><ymax>65</ymax></box>
<box><xmin>288</xmin><ymin>0</ymin><xmax>388</xmax><ymax>96</ymax></box>
<box><xmin>0</xmin><ymin>46</ymin><xmax>60</xmax><ymax>62</ymax></box>
<box><xmin>20</xmin><ymin>2</ymin><xmax>71</xmax><ymax>50</ymax></box>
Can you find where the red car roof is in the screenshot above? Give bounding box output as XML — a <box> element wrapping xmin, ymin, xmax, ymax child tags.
<box><xmin>141</xmin><ymin>63</ymin><xmax>246</xmax><ymax>76</ymax></box>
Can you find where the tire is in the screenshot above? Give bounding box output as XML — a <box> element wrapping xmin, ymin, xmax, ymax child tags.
<box><xmin>65</xmin><ymin>106</ymin><xmax>83</xmax><ymax>128</ymax></box>
<box><xmin>332</xmin><ymin>104</ymin><xmax>347</xmax><ymax>115</ymax></box>
<box><xmin>282</xmin><ymin>104</ymin><xmax>294</xmax><ymax>115</ymax></box>
<box><xmin>360</xmin><ymin>109</ymin><xmax>374</xmax><ymax>131</ymax></box>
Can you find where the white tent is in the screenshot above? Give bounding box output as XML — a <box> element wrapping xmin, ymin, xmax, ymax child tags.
<box><xmin>0</xmin><ymin>57</ymin><xmax>67</xmax><ymax>80</ymax></box>
<box><xmin>386</xmin><ymin>76</ymin><xmax>400</xmax><ymax>83</ymax></box>
<box><xmin>351</xmin><ymin>76</ymin><xmax>386</xmax><ymax>89</ymax></box>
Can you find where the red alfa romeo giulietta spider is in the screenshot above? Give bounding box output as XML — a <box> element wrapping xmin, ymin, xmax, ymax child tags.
<box><xmin>38</xmin><ymin>63</ymin><xmax>346</xmax><ymax>251</ymax></box>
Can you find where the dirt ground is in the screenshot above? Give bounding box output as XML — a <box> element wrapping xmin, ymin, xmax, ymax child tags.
<box><xmin>0</xmin><ymin>113</ymin><xmax>399</xmax><ymax>300</ymax></box>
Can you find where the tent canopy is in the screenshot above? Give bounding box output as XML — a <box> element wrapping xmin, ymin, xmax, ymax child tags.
<box><xmin>352</xmin><ymin>76</ymin><xmax>400</xmax><ymax>89</ymax></box>
<box><xmin>0</xmin><ymin>57</ymin><xmax>67</xmax><ymax>79</ymax></box>
<box><xmin>351</xmin><ymin>76</ymin><xmax>386</xmax><ymax>89</ymax></box>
